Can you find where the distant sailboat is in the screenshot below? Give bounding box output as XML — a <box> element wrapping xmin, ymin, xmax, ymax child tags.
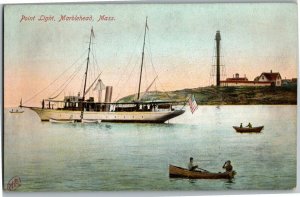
<box><xmin>10</xmin><ymin>99</ymin><xmax>24</xmax><ymax>113</ymax></box>
<box><xmin>9</xmin><ymin>109</ymin><xmax>24</xmax><ymax>114</ymax></box>
<box><xmin>22</xmin><ymin>18</ymin><xmax>185</xmax><ymax>123</ymax></box>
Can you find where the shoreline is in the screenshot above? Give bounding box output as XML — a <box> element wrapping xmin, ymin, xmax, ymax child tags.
<box><xmin>119</xmin><ymin>86</ymin><xmax>298</xmax><ymax>105</ymax></box>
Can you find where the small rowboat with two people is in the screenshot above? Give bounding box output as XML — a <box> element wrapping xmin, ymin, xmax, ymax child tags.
<box><xmin>169</xmin><ymin>165</ymin><xmax>235</xmax><ymax>179</ymax></box>
<box><xmin>9</xmin><ymin>109</ymin><xmax>24</xmax><ymax>113</ymax></box>
<box><xmin>233</xmin><ymin>126</ymin><xmax>264</xmax><ymax>133</ymax></box>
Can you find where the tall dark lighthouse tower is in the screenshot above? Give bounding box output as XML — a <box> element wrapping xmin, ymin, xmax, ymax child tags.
<box><xmin>215</xmin><ymin>30</ymin><xmax>221</xmax><ymax>86</ymax></box>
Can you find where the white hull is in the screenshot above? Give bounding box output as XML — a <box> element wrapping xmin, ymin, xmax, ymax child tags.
<box><xmin>29</xmin><ymin>107</ymin><xmax>185</xmax><ymax>123</ymax></box>
<box><xmin>82</xmin><ymin>119</ymin><xmax>101</xmax><ymax>123</ymax></box>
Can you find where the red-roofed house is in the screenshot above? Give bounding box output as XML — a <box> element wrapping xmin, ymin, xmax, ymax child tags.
<box><xmin>225</xmin><ymin>73</ymin><xmax>249</xmax><ymax>82</ymax></box>
<box><xmin>220</xmin><ymin>73</ymin><xmax>272</xmax><ymax>87</ymax></box>
<box><xmin>257</xmin><ymin>70</ymin><xmax>282</xmax><ymax>86</ymax></box>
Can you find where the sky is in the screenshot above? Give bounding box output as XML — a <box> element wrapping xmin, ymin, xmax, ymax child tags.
<box><xmin>4</xmin><ymin>3</ymin><xmax>298</xmax><ymax>107</ymax></box>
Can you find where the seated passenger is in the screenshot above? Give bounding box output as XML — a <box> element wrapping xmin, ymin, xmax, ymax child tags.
<box><xmin>188</xmin><ymin>157</ymin><xmax>198</xmax><ymax>171</ymax></box>
<box><xmin>222</xmin><ymin>160</ymin><xmax>233</xmax><ymax>172</ymax></box>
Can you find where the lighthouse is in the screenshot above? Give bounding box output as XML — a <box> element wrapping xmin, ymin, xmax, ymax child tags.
<box><xmin>215</xmin><ymin>30</ymin><xmax>221</xmax><ymax>86</ymax></box>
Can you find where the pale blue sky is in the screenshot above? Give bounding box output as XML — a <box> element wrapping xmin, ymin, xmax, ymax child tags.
<box><xmin>4</xmin><ymin>3</ymin><xmax>298</xmax><ymax>106</ymax></box>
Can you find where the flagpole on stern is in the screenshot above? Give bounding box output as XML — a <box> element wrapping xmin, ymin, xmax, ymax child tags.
<box><xmin>181</xmin><ymin>94</ymin><xmax>198</xmax><ymax>113</ymax></box>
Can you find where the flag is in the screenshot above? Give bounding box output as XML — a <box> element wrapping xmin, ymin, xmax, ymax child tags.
<box><xmin>91</xmin><ymin>27</ymin><xmax>95</xmax><ymax>38</ymax></box>
<box><xmin>188</xmin><ymin>95</ymin><xmax>198</xmax><ymax>114</ymax></box>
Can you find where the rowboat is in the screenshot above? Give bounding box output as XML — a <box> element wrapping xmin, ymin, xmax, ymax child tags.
<box><xmin>169</xmin><ymin>165</ymin><xmax>235</xmax><ymax>179</ymax></box>
<box><xmin>233</xmin><ymin>126</ymin><xmax>264</xmax><ymax>133</ymax></box>
<box><xmin>49</xmin><ymin>118</ymin><xmax>75</xmax><ymax>123</ymax></box>
<box><xmin>9</xmin><ymin>109</ymin><xmax>24</xmax><ymax>113</ymax></box>
<box><xmin>81</xmin><ymin>119</ymin><xmax>101</xmax><ymax>123</ymax></box>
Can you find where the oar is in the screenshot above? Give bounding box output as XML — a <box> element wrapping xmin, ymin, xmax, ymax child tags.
<box><xmin>196</xmin><ymin>167</ymin><xmax>210</xmax><ymax>173</ymax></box>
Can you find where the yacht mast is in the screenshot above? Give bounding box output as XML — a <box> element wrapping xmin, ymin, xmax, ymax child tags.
<box><xmin>80</xmin><ymin>27</ymin><xmax>93</xmax><ymax>120</ymax></box>
<box><xmin>137</xmin><ymin>17</ymin><xmax>148</xmax><ymax>101</ymax></box>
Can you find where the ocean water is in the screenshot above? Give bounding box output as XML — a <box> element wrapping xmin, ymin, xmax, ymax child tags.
<box><xmin>3</xmin><ymin>105</ymin><xmax>297</xmax><ymax>191</ymax></box>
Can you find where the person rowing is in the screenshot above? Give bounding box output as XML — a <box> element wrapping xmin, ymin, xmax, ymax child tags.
<box><xmin>188</xmin><ymin>157</ymin><xmax>198</xmax><ymax>171</ymax></box>
<box><xmin>246</xmin><ymin>122</ymin><xmax>252</xmax><ymax>128</ymax></box>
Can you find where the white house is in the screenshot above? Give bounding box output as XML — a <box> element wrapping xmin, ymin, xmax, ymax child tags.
<box><xmin>256</xmin><ymin>70</ymin><xmax>282</xmax><ymax>86</ymax></box>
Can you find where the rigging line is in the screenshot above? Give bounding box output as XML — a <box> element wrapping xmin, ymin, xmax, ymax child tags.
<box><xmin>113</xmin><ymin>55</ymin><xmax>141</xmax><ymax>102</ymax></box>
<box><xmin>79</xmin><ymin>73</ymin><xmax>85</xmax><ymax>96</ymax></box>
<box><xmin>91</xmin><ymin>43</ymin><xmax>99</xmax><ymax>73</ymax></box>
<box><xmin>89</xmin><ymin>47</ymin><xmax>94</xmax><ymax>85</ymax></box>
<box><xmin>88</xmin><ymin>55</ymin><xmax>94</xmax><ymax>95</ymax></box>
<box><xmin>144</xmin><ymin>53</ymin><xmax>148</xmax><ymax>90</ymax></box>
<box><xmin>89</xmin><ymin>56</ymin><xmax>97</xmax><ymax>98</ymax></box>
<box><xmin>48</xmin><ymin>58</ymin><xmax>86</xmax><ymax>97</ymax></box>
<box><xmin>91</xmin><ymin>44</ymin><xmax>103</xmax><ymax>93</ymax></box>
<box><xmin>139</xmin><ymin>76</ymin><xmax>158</xmax><ymax>101</ymax></box>
<box><xmin>92</xmin><ymin>47</ymin><xmax>97</xmax><ymax>80</ymax></box>
<box><xmin>87</xmin><ymin>66</ymin><xmax>91</xmax><ymax>98</ymax></box>
<box><xmin>93</xmin><ymin>51</ymin><xmax>102</xmax><ymax>82</ymax></box>
<box><xmin>48</xmin><ymin>66</ymin><xmax>84</xmax><ymax>100</ymax></box>
<box><xmin>146</xmin><ymin>30</ymin><xmax>172</xmax><ymax>100</ymax></box>
<box><xmin>91</xmin><ymin>43</ymin><xmax>97</xmax><ymax>80</ymax></box>
<box><xmin>49</xmin><ymin>65</ymin><xmax>84</xmax><ymax>99</ymax></box>
<box><xmin>84</xmin><ymin>72</ymin><xmax>102</xmax><ymax>96</ymax></box>
<box><xmin>152</xmin><ymin>68</ymin><xmax>172</xmax><ymax>99</ymax></box>
<box><xmin>49</xmin><ymin>59</ymin><xmax>86</xmax><ymax>98</ymax></box>
<box><xmin>114</xmin><ymin>30</ymin><xmax>144</xmax><ymax>93</ymax></box>
<box><xmin>23</xmin><ymin>49</ymin><xmax>89</xmax><ymax>104</ymax></box>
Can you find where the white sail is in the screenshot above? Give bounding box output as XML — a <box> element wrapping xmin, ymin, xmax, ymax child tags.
<box><xmin>93</xmin><ymin>79</ymin><xmax>106</xmax><ymax>102</ymax></box>
<box><xmin>93</xmin><ymin>79</ymin><xmax>106</xmax><ymax>91</ymax></box>
<box><xmin>84</xmin><ymin>73</ymin><xmax>102</xmax><ymax>96</ymax></box>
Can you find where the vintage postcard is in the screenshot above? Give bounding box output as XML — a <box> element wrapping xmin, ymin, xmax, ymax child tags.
<box><xmin>3</xmin><ymin>2</ymin><xmax>297</xmax><ymax>192</ymax></box>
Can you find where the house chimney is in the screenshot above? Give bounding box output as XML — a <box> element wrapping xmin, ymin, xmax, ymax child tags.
<box><xmin>270</xmin><ymin>70</ymin><xmax>272</xmax><ymax>73</ymax></box>
<box><xmin>235</xmin><ymin>73</ymin><xmax>239</xmax><ymax>78</ymax></box>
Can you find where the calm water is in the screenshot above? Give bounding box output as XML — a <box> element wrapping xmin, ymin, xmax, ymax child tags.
<box><xmin>3</xmin><ymin>105</ymin><xmax>297</xmax><ymax>191</ymax></box>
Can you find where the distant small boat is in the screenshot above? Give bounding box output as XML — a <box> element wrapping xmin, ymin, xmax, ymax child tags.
<box><xmin>81</xmin><ymin>119</ymin><xmax>101</xmax><ymax>123</ymax></box>
<box><xmin>49</xmin><ymin>118</ymin><xmax>75</xmax><ymax>123</ymax></box>
<box><xmin>169</xmin><ymin>165</ymin><xmax>235</xmax><ymax>179</ymax></box>
<box><xmin>9</xmin><ymin>109</ymin><xmax>24</xmax><ymax>113</ymax></box>
<box><xmin>233</xmin><ymin>126</ymin><xmax>264</xmax><ymax>133</ymax></box>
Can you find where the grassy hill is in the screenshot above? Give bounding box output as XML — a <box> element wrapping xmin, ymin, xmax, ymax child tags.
<box><xmin>118</xmin><ymin>85</ymin><xmax>297</xmax><ymax>105</ymax></box>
